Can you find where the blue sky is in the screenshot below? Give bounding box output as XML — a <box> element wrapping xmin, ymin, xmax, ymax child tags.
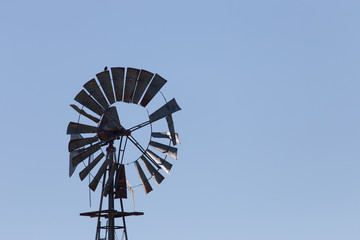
<box><xmin>1</xmin><ymin>0</ymin><xmax>360</xmax><ymax>239</ymax></box>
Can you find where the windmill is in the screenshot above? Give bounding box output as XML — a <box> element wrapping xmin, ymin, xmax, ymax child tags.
<box><xmin>67</xmin><ymin>67</ymin><xmax>181</xmax><ymax>240</ymax></box>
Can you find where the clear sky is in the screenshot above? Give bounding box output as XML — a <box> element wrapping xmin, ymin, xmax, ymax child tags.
<box><xmin>1</xmin><ymin>0</ymin><xmax>360</xmax><ymax>239</ymax></box>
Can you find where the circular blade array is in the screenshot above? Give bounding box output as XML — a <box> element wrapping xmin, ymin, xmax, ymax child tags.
<box><xmin>67</xmin><ymin>67</ymin><xmax>181</xmax><ymax>195</ymax></box>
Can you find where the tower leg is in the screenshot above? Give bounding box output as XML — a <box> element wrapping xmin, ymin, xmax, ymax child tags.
<box><xmin>120</xmin><ymin>198</ymin><xmax>128</xmax><ymax>240</ymax></box>
<box><xmin>108</xmin><ymin>183</ymin><xmax>115</xmax><ymax>240</ymax></box>
<box><xmin>107</xmin><ymin>143</ymin><xmax>116</xmax><ymax>240</ymax></box>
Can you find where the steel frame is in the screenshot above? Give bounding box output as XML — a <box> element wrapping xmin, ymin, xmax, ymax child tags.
<box><xmin>80</xmin><ymin>140</ymin><xmax>143</xmax><ymax>240</ymax></box>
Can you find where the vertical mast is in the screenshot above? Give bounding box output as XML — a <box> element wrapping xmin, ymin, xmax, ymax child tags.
<box><xmin>107</xmin><ymin>141</ymin><xmax>116</xmax><ymax>240</ymax></box>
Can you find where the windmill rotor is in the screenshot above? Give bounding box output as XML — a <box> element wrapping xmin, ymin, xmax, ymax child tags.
<box><xmin>67</xmin><ymin>67</ymin><xmax>181</xmax><ymax>240</ymax></box>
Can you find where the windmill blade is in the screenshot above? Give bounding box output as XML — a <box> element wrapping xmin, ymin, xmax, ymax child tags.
<box><xmin>79</xmin><ymin>152</ymin><xmax>105</xmax><ymax>181</ymax></box>
<box><xmin>103</xmin><ymin>162</ymin><xmax>117</xmax><ymax>196</ymax></box>
<box><xmin>74</xmin><ymin>90</ymin><xmax>105</xmax><ymax>116</ymax></box>
<box><xmin>70</xmin><ymin>149</ymin><xmax>85</xmax><ymax>177</ymax></box>
<box><xmin>69</xmin><ymin>134</ymin><xmax>83</xmax><ymax>177</ymax></box>
<box><xmin>146</xmin><ymin>149</ymin><xmax>172</xmax><ymax>175</ymax></box>
<box><xmin>115</xmin><ymin>164</ymin><xmax>127</xmax><ymax>199</ymax></box>
<box><xmin>111</xmin><ymin>67</ymin><xmax>125</xmax><ymax>101</ymax></box>
<box><xmin>150</xmin><ymin>141</ymin><xmax>178</xmax><ymax>160</ymax></box>
<box><xmin>140</xmin><ymin>156</ymin><xmax>164</xmax><ymax>185</ymax></box>
<box><xmin>151</xmin><ymin>132</ymin><xmax>181</xmax><ymax>144</ymax></box>
<box><xmin>83</xmin><ymin>79</ymin><xmax>109</xmax><ymax>109</ymax></box>
<box><xmin>68</xmin><ymin>136</ymin><xmax>99</xmax><ymax>152</ymax></box>
<box><xmin>70</xmin><ymin>104</ymin><xmax>100</xmax><ymax>123</ymax></box>
<box><xmin>140</xmin><ymin>74</ymin><xmax>167</xmax><ymax>107</ymax></box>
<box><xmin>134</xmin><ymin>161</ymin><xmax>153</xmax><ymax>194</ymax></box>
<box><xmin>123</xmin><ymin>68</ymin><xmax>140</xmax><ymax>103</ymax></box>
<box><xmin>149</xmin><ymin>98</ymin><xmax>181</xmax><ymax>122</ymax></box>
<box><xmin>96</xmin><ymin>70</ymin><xmax>115</xmax><ymax>104</ymax></box>
<box><xmin>89</xmin><ymin>158</ymin><xmax>111</xmax><ymax>192</ymax></box>
<box><xmin>166</xmin><ymin>115</ymin><xmax>177</xmax><ymax>145</ymax></box>
<box><xmin>67</xmin><ymin>122</ymin><xmax>97</xmax><ymax>135</ymax></box>
<box><xmin>126</xmin><ymin>180</ymin><xmax>135</xmax><ymax>209</ymax></box>
<box><xmin>132</xmin><ymin>70</ymin><xmax>154</xmax><ymax>104</ymax></box>
<box><xmin>70</xmin><ymin>133</ymin><xmax>83</xmax><ymax>141</ymax></box>
<box><xmin>72</xmin><ymin>144</ymin><xmax>101</xmax><ymax>167</ymax></box>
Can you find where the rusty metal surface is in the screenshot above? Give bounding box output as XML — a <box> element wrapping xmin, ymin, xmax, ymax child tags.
<box><xmin>140</xmin><ymin>74</ymin><xmax>167</xmax><ymax>107</ymax></box>
<box><xmin>140</xmin><ymin>156</ymin><xmax>164</xmax><ymax>185</ymax></box>
<box><xmin>132</xmin><ymin>70</ymin><xmax>154</xmax><ymax>104</ymax></box>
<box><xmin>149</xmin><ymin>141</ymin><xmax>178</xmax><ymax>160</ymax></box>
<box><xmin>74</xmin><ymin>89</ymin><xmax>105</xmax><ymax>116</ymax></box>
<box><xmin>72</xmin><ymin>144</ymin><xmax>101</xmax><ymax>167</ymax></box>
<box><xmin>67</xmin><ymin>122</ymin><xmax>97</xmax><ymax>135</ymax></box>
<box><xmin>115</xmin><ymin>164</ymin><xmax>127</xmax><ymax>199</ymax></box>
<box><xmin>146</xmin><ymin>149</ymin><xmax>172</xmax><ymax>174</ymax></box>
<box><xmin>68</xmin><ymin>136</ymin><xmax>98</xmax><ymax>152</ymax></box>
<box><xmin>134</xmin><ymin>160</ymin><xmax>153</xmax><ymax>194</ymax></box>
<box><xmin>70</xmin><ymin>104</ymin><xmax>100</xmax><ymax>123</ymax></box>
<box><xmin>149</xmin><ymin>98</ymin><xmax>181</xmax><ymax>122</ymax></box>
<box><xmin>96</xmin><ymin>71</ymin><xmax>115</xmax><ymax>104</ymax></box>
<box><xmin>111</xmin><ymin>67</ymin><xmax>125</xmax><ymax>101</ymax></box>
<box><xmin>79</xmin><ymin>152</ymin><xmax>105</xmax><ymax>181</ymax></box>
<box><xmin>166</xmin><ymin>115</ymin><xmax>177</xmax><ymax>145</ymax></box>
<box><xmin>83</xmin><ymin>79</ymin><xmax>109</xmax><ymax>109</ymax></box>
<box><xmin>151</xmin><ymin>132</ymin><xmax>181</xmax><ymax>144</ymax></box>
<box><xmin>89</xmin><ymin>158</ymin><xmax>111</xmax><ymax>191</ymax></box>
<box><xmin>123</xmin><ymin>68</ymin><xmax>140</xmax><ymax>103</ymax></box>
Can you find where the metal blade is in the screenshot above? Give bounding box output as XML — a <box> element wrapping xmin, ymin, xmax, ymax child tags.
<box><xmin>68</xmin><ymin>135</ymin><xmax>98</xmax><ymax>152</ymax></box>
<box><xmin>123</xmin><ymin>68</ymin><xmax>140</xmax><ymax>103</ymax></box>
<box><xmin>126</xmin><ymin>180</ymin><xmax>135</xmax><ymax>209</ymax></box>
<box><xmin>140</xmin><ymin>73</ymin><xmax>167</xmax><ymax>107</ymax></box>
<box><xmin>151</xmin><ymin>132</ymin><xmax>181</xmax><ymax>144</ymax></box>
<box><xmin>70</xmin><ymin>133</ymin><xmax>83</xmax><ymax>140</ymax></box>
<box><xmin>89</xmin><ymin>158</ymin><xmax>111</xmax><ymax>192</ymax></box>
<box><xmin>166</xmin><ymin>115</ymin><xmax>177</xmax><ymax>145</ymax></box>
<box><xmin>70</xmin><ymin>104</ymin><xmax>100</xmax><ymax>123</ymax></box>
<box><xmin>111</xmin><ymin>67</ymin><xmax>125</xmax><ymax>101</ymax></box>
<box><xmin>83</xmin><ymin>79</ymin><xmax>109</xmax><ymax>109</ymax></box>
<box><xmin>74</xmin><ymin>90</ymin><xmax>105</xmax><ymax>116</ymax></box>
<box><xmin>149</xmin><ymin>98</ymin><xmax>181</xmax><ymax>122</ymax></box>
<box><xmin>115</xmin><ymin>164</ymin><xmax>127</xmax><ymax>199</ymax></box>
<box><xmin>134</xmin><ymin>160</ymin><xmax>153</xmax><ymax>194</ymax></box>
<box><xmin>97</xmin><ymin>71</ymin><xmax>115</xmax><ymax>104</ymax></box>
<box><xmin>146</xmin><ymin>149</ymin><xmax>172</xmax><ymax>175</ymax></box>
<box><xmin>103</xmin><ymin>162</ymin><xmax>117</xmax><ymax>196</ymax></box>
<box><xmin>132</xmin><ymin>70</ymin><xmax>154</xmax><ymax>104</ymax></box>
<box><xmin>69</xmin><ymin>134</ymin><xmax>83</xmax><ymax>177</ymax></box>
<box><xmin>79</xmin><ymin>152</ymin><xmax>105</xmax><ymax>181</ymax></box>
<box><xmin>67</xmin><ymin>122</ymin><xmax>97</xmax><ymax>135</ymax></box>
<box><xmin>72</xmin><ymin>144</ymin><xmax>101</xmax><ymax>167</ymax></box>
<box><xmin>150</xmin><ymin>141</ymin><xmax>178</xmax><ymax>160</ymax></box>
<box><xmin>69</xmin><ymin>149</ymin><xmax>84</xmax><ymax>177</ymax></box>
<box><xmin>140</xmin><ymin>156</ymin><xmax>164</xmax><ymax>185</ymax></box>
